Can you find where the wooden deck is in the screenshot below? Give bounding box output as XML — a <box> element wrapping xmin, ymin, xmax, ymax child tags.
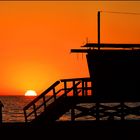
<box><xmin>22</xmin><ymin>77</ymin><xmax>140</xmax><ymax>127</ymax></box>
<box><xmin>23</xmin><ymin>78</ymin><xmax>92</xmax><ymax>126</ymax></box>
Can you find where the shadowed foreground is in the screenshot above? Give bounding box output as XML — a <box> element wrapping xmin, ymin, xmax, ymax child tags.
<box><xmin>0</xmin><ymin>120</ymin><xmax>140</xmax><ymax>139</ymax></box>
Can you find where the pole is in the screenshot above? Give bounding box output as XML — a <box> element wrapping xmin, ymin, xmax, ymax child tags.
<box><xmin>98</xmin><ymin>11</ymin><xmax>100</xmax><ymax>50</ymax></box>
<box><xmin>0</xmin><ymin>101</ymin><xmax>4</xmax><ymax>124</ymax></box>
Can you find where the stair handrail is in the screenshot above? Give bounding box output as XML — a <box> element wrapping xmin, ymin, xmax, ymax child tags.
<box><xmin>24</xmin><ymin>78</ymin><xmax>90</xmax><ymax>111</ymax></box>
<box><xmin>23</xmin><ymin>81</ymin><xmax>60</xmax><ymax>111</ymax></box>
<box><xmin>23</xmin><ymin>77</ymin><xmax>91</xmax><ymax>123</ymax></box>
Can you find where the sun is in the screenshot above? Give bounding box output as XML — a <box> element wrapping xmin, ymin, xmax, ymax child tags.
<box><xmin>25</xmin><ymin>90</ymin><xmax>37</xmax><ymax>96</ymax></box>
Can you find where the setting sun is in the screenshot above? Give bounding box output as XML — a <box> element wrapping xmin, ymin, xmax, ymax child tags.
<box><xmin>25</xmin><ymin>90</ymin><xmax>37</xmax><ymax>96</ymax></box>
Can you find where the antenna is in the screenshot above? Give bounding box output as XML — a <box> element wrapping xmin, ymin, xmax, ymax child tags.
<box><xmin>86</xmin><ymin>37</ymin><xmax>89</xmax><ymax>43</ymax></box>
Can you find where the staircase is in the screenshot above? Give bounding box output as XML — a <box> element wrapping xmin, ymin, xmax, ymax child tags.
<box><xmin>23</xmin><ymin>78</ymin><xmax>92</xmax><ymax>126</ymax></box>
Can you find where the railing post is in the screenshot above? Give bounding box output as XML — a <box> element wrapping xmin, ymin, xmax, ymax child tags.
<box><xmin>85</xmin><ymin>81</ymin><xmax>88</xmax><ymax>96</ymax></box>
<box><xmin>53</xmin><ymin>88</ymin><xmax>56</xmax><ymax>101</ymax></box>
<box><xmin>0</xmin><ymin>101</ymin><xmax>4</xmax><ymax>124</ymax></box>
<box><xmin>24</xmin><ymin>109</ymin><xmax>28</xmax><ymax>123</ymax></box>
<box><xmin>73</xmin><ymin>80</ymin><xmax>76</xmax><ymax>96</ymax></box>
<box><xmin>63</xmin><ymin>81</ymin><xmax>67</xmax><ymax>94</ymax></box>
<box><xmin>43</xmin><ymin>96</ymin><xmax>47</xmax><ymax>110</ymax></box>
<box><xmin>82</xmin><ymin>80</ymin><xmax>85</xmax><ymax>96</ymax></box>
<box><xmin>33</xmin><ymin>104</ymin><xmax>37</xmax><ymax>118</ymax></box>
<box><xmin>91</xmin><ymin>81</ymin><xmax>94</xmax><ymax>96</ymax></box>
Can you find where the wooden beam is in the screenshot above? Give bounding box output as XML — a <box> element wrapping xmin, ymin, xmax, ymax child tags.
<box><xmin>82</xmin><ymin>43</ymin><xmax>140</xmax><ymax>48</ymax></box>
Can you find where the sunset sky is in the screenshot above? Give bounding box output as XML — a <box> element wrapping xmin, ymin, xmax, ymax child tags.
<box><xmin>0</xmin><ymin>1</ymin><xmax>140</xmax><ymax>96</ymax></box>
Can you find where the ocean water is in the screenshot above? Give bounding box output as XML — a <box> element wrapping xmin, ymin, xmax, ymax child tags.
<box><xmin>0</xmin><ymin>96</ymin><xmax>72</xmax><ymax>122</ymax></box>
<box><xmin>0</xmin><ymin>96</ymin><xmax>36</xmax><ymax>122</ymax></box>
<box><xmin>0</xmin><ymin>96</ymin><xmax>140</xmax><ymax>123</ymax></box>
<box><xmin>0</xmin><ymin>96</ymin><xmax>96</xmax><ymax>122</ymax></box>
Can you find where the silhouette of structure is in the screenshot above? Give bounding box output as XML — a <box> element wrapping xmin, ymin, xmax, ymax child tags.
<box><xmin>0</xmin><ymin>101</ymin><xmax>4</xmax><ymax>124</ymax></box>
<box><xmin>23</xmin><ymin>11</ymin><xmax>140</xmax><ymax>126</ymax></box>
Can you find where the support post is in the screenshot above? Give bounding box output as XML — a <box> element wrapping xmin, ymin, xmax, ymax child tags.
<box><xmin>120</xmin><ymin>102</ymin><xmax>125</xmax><ymax>120</ymax></box>
<box><xmin>33</xmin><ymin>104</ymin><xmax>37</xmax><ymax>118</ymax></box>
<box><xmin>0</xmin><ymin>101</ymin><xmax>4</xmax><ymax>124</ymax></box>
<box><xmin>96</xmin><ymin>102</ymin><xmax>100</xmax><ymax>121</ymax></box>
<box><xmin>71</xmin><ymin>106</ymin><xmax>75</xmax><ymax>121</ymax></box>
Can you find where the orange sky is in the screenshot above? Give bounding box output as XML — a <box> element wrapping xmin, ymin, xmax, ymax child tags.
<box><xmin>0</xmin><ymin>1</ymin><xmax>140</xmax><ymax>95</ymax></box>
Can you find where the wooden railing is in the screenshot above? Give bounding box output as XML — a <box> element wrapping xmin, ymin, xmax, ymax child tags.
<box><xmin>23</xmin><ymin>77</ymin><xmax>92</xmax><ymax>123</ymax></box>
<box><xmin>60</xmin><ymin>77</ymin><xmax>92</xmax><ymax>96</ymax></box>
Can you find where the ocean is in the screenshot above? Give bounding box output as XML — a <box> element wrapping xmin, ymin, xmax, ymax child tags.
<box><xmin>0</xmin><ymin>96</ymin><xmax>97</xmax><ymax>123</ymax></box>
<box><xmin>0</xmin><ymin>96</ymin><xmax>140</xmax><ymax>123</ymax></box>
<box><xmin>0</xmin><ymin>96</ymin><xmax>36</xmax><ymax>122</ymax></box>
<box><xmin>0</xmin><ymin>96</ymin><xmax>72</xmax><ymax>123</ymax></box>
